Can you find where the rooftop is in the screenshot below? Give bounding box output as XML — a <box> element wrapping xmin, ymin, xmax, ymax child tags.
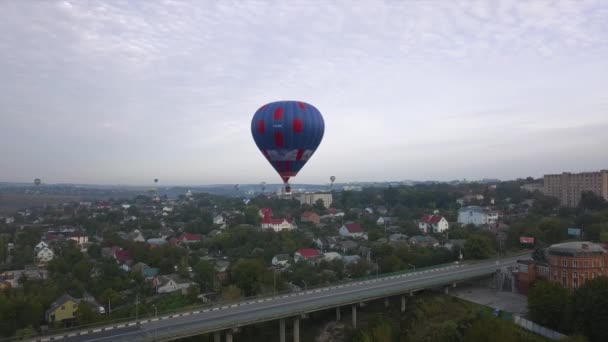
<box><xmin>548</xmin><ymin>241</ymin><xmax>606</xmax><ymax>257</ymax></box>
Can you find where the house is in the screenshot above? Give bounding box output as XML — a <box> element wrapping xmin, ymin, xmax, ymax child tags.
<box><xmin>314</xmin><ymin>237</ymin><xmax>338</xmax><ymax>251</ymax></box>
<box><xmin>300</xmin><ymin>211</ymin><xmax>321</xmax><ymax>225</ymax></box>
<box><xmin>443</xmin><ymin>239</ymin><xmax>466</xmax><ymax>251</ymax></box>
<box><xmin>272</xmin><ymin>254</ymin><xmax>290</xmax><ymax>267</ymax></box>
<box><xmin>376</xmin><ymin>217</ymin><xmax>398</xmax><ymax>226</ymax></box>
<box><xmin>409</xmin><ymin>235</ymin><xmax>439</xmax><ymax>248</ymax></box>
<box><xmin>131</xmin><ymin>262</ymin><xmax>160</xmax><ymax>280</ymax></box>
<box><xmin>67</xmin><ymin>231</ymin><xmax>88</xmax><ymax>245</ymax></box>
<box><xmin>114</xmin><ymin>249</ymin><xmax>133</xmax><ymax>265</ymax></box>
<box><xmin>418</xmin><ymin>215</ymin><xmax>449</xmax><ymax>233</ymax></box>
<box><xmin>127</xmin><ymin>230</ymin><xmax>145</xmax><ymax>243</ymax></box>
<box><xmin>343</xmin><ymin>255</ymin><xmax>361</xmax><ymax>265</ymax></box>
<box><xmin>339</xmin><ymin>240</ymin><xmax>359</xmax><ymax>253</ymax></box>
<box><xmin>389</xmin><ymin>233</ymin><xmax>408</xmax><ymax>242</ymax></box>
<box><xmin>179</xmin><ymin>233</ymin><xmax>203</xmax><ymax>244</ymax></box>
<box><xmin>376</xmin><ymin>206</ymin><xmax>388</xmax><ymax>215</ymax></box>
<box><xmin>45</xmin><ymin>293</ymin><xmax>80</xmax><ymax>323</ymax></box>
<box><xmin>213</xmin><ymin>214</ymin><xmax>226</xmax><ymax>229</ymax></box>
<box><xmin>339</xmin><ymin>223</ymin><xmax>365</xmax><ymax>239</ymax></box>
<box><xmin>294</xmin><ymin>248</ymin><xmax>322</xmax><ymax>262</ymax></box>
<box><xmin>35</xmin><ymin>241</ymin><xmax>49</xmax><ymax>252</ymax></box>
<box><xmin>215</xmin><ymin>260</ymin><xmax>231</xmax><ymax>273</ymax></box>
<box><xmin>259</xmin><ymin>208</ymin><xmax>273</xmax><ymax>218</ymax></box>
<box><xmin>37</xmin><ymin>247</ymin><xmax>54</xmax><ymax>264</ymax></box>
<box><xmin>322</xmin><ymin>252</ymin><xmax>342</xmax><ymax>261</ymax></box>
<box><xmin>153</xmin><ymin>274</ymin><xmax>194</xmax><ymax>294</ymax></box>
<box><xmin>147</xmin><ymin>238</ymin><xmax>168</xmax><ymax>247</ymax></box>
<box><xmin>457</xmin><ymin>206</ymin><xmax>498</xmax><ymax>226</ymax></box>
<box><xmin>261</xmin><ymin>216</ymin><xmax>295</xmax><ymax>232</ymax></box>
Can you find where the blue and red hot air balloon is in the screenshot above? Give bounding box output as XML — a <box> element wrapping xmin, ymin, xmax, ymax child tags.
<box><xmin>251</xmin><ymin>101</ymin><xmax>324</xmax><ymax>193</ymax></box>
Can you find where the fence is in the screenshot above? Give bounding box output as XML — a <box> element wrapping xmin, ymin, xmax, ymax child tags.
<box><xmin>513</xmin><ymin>316</ymin><xmax>567</xmax><ymax>340</ymax></box>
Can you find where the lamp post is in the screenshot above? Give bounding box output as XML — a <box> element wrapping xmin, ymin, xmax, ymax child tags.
<box><xmin>375</xmin><ymin>258</ymin><xmax>382</xmax><ymax>278</ymax></box>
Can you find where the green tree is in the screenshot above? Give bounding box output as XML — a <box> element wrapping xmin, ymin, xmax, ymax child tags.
<box><xmin>569</xmin><ymin>276</ymin><xmax>608</xmax><ymax>341</ymax></box>
<box><xmin>230</xmin><ymin>259</ymin><xmax>270</xmax><ymax>296</ymax></box>
<box><xmin>221</xmin><ymin>285</ymin><xmax>242</xmax><ymax>301</ymax></box>
<box><xmin>313</xmin><ymin>199</ymin><xmax>325</xmax><ymax>211</ymax></box>
<box><xmin>528</xmin><ymin>281</ymin><xmax>570</xmax><ymax>331</ymax></box>
<box><xmin>75</xmin><ymin>302</ymin><xmax>99</xmax><ymax>325</ymax></box>
<box><xmin>194</xmin><ymin>261</ymin><xmax>215</xmax><ymax>292</ymax></box>
<box><xmin>464</xmin><ymin>234</ymin><xmax>494</xmax><ymax>259</ymax></box>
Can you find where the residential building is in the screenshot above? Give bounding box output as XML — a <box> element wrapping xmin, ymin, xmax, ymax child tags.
<box><xmin>294</xmin><ymin>248</ymin><xmax>322</xmax><ymax>262</ymax></box>
<box><xmin>295</xmin><ymin>193</ymin><xmax>333</xmax><ymax>208</ymax></box>
<box><xmin>131</xmin><ymin>262</ymin><xmax>160</xmax><ymax>280</ymax></box>
<box><xmin>272</xmin><ymin>254</ymin><xmax>290</xmax><ymax>267</ymax></box>
<box><xmin>457</xmin><ymin>206</ymin><xmax>498</xmax><ymax>226</ymax></box>
<box><xmin>544</xmin><ymin>170</ymin><xmax>608</xmax><ymax>207</ymax></box>
<box><xmin>259</xmin><ymin>208</ymin><xmax>273</xmax><ymax>218</ymax></box>
<box><xmin>418</xmin><ymin>215</ymin><xmax>449</xmax><ymax>233</ymax></box>
<box><xmin>114</xmin><ymin>249</ymin><xmax>133</xmax><ymax>265</ymax></box>
<box><xmin>300</xmin><ymin>211</ymin><xmax>321</xmax><ymax>225</ymax></box>
<box><xmin>213</xmin><ymin>214</ymin><xmax>226</xmax><ymax>229</ymax></box>
<box><xmin>547</xmin><ymin>241</ymin><xmax>608</xmax><ymax>289</ymax></box>
<box><xmin>34</xmin><ymin>241</ymin><xmax>49</xmax><ymax>252</ymax></box>
<box><xmin>408</xmin><ymin>235</ymin><xmax>439</xmax><ymax>248</ymax></box>
<box><xmin>314</xmin><ymin>237</ymin><xmax>338</xmax><ymax>251</ymax></box>
<box><xmin>179</xmin><ymin>233</ymin><xmax>203</xmax><ymax>244</ymax></box>
<box><xmin>261</xmin><ymin>216</ymin><xmax>295</xmax><ymax>232</ymax></box>
<box><xmin>376</xmin><ymin>217</ymin><xmax>398</xmax><ymax>226</ymax></box>
<box><xmin>153</xmin><ymin>274</ymin><xmax>194</xmax><ymax>294</ymax></box>
<box><xmin>45</xmin><ymin>293</ymin><xmax>80</xmax><ymax>323</ymax></box>
<box><xmin>37</xmin><ymin>247</ymin><xmax>54</xmax><ymax>264</ymax></box>
<box><xmin>67</xmin><ymin>231</ymin><xmax>88</xmax><ymax>245</ymax></box>
<box><xmin>323</xmin><ymin>252</ymin><xmax>342</xmax><ymax>261</ymax></box>
<box><xmin>147</xmin><ymin>238</ymin><xmax>167</xmax><ymax>247</ymax></box>
<box><xmin>521</xmin><ymin>183</ymin><xmax>544</xmax><ymax>193</ymax></box>
<box><xmin>127</xmin><ymin>230</ymin><xmax>145</xmax><ymax>243</ymax></box>
<box><xmin>339</xmin><ymin>223</ymin><xmax>365</xmax><ymax>239</ymax></box>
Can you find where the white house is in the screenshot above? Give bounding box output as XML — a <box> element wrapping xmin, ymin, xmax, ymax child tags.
<box><xmin>339</xmin><ymin>223</ymin><xmax>365</xmax><ymax>239</ymax></box>
<box><xmin>418</xmin><ymin>215</ymin><xmax>449</xmax><ymax>233</ymax></box>
<box><xmin>213</xmin><ymin>214</ymin><xmax>226</xmax><ymax>229</ymax></box>
<box><xmin>37</xmin><ymin>247</ymin><xmax>54</xmax><ymax>264</ymax></box>
<box><xmin>322</xmin><ymin>252</ymin><xmax>342</xmax><ymax>261</ymax></box>
<box><xmin>34</xmin><ymin>241</ymin><xmax>49</xmax><ymax>252</ymax></box>
<box><xmin>261</xmin><ymin>217</ymin><xmax>295</xmax><ymax>232</ymax></box>
<box><xmin>271</xmin><ymin>254</ymin><xmax>290</xmax><ymax>267</ymax></box>
<box><xmin>457</xmin><ymin>206</ymin><xmax>497</xmax><ymax>226</ymax></box>
<box><xmin>153</xmin><ymin>274</ymin><xmax>193</xmax><ymax>294</ymax></box>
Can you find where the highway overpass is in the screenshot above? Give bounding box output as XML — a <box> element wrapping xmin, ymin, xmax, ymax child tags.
<box><xmin>27</xmin><ymin>254</ymin><xmax>528</xmax><ymax>342</ymax></box>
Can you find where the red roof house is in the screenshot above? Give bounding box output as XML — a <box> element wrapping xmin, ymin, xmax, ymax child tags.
<box><xmin>114</xmin><ymin>249</ymin><xmax>133</xmax><ymax>264</ymax></box>
<box><xmin>300</xmin><ymin>211</ymin><xmax>320</xmax><ymax>224</ymax></box>
<box><xmin>294</xmin><ymin>248</ymin><xmax>321</xmax><ymax>262</ymax></box>
<box><xmin>339</xmin><ymin>223</ymin><xmax>365</xmax><ymax>238</ymax></box>
<box><xmin>179</xmin><ymin>233</ymin><xmax>203</xmax><ymax>244</ymax></box>
<box><xmin>418</xmin><ymin>215</ymin><xmax>449</xmax><ymax>233</ymax></box>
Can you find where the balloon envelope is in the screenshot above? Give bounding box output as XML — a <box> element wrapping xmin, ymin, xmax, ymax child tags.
<box><xmin>330</xmin><ymin>176</ymin><xmax>336</xmax><ymax>183</ymax></box>
<box><xmin>154</xmin><ymin>178</ymin><xmax>159</xmax><ymax>183</ymax></box>
<box><xmin>251</xmin><ymin>101</ymin><xmax>324</xmax><ymax>184</ymax></box>
<box><xmin>34</xmin><ymin>178</ymin><xmax>41</xmax><ymax>186</ymax></box>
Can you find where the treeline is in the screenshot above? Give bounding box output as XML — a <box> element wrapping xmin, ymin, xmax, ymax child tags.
<box><xmin>528</xmin><ymin>277</ymin><xmax>608</xmax><ymax>342</ymax></box>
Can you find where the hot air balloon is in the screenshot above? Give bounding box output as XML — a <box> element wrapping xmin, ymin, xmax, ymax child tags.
<box><xmin>330</xmin><ymin>176</ymin><xmax>336</xmax><ymax>184</ymax></box>
<box><xmin>251</xmin><ymin>101</ymin><xmax>325</xmax><ymax>193</ymax></box>
<box><xmin>34</xmin><ymin>178</ymin><xmax>41</xmax><ymax>186</ymax></box>
<box><xmin>234</xmin><ymin>184</ymin><xmax>240</xmax><ymax>191</ymax></box>
<box><xmin>260</xmin><ymin>181</ymin><xmax>266</xmax><ymax>192</ymax></box>
<box><xmin>154</xmin><ymin>178</ymin><xmax>159</xmax><ymax>184</ymax></box>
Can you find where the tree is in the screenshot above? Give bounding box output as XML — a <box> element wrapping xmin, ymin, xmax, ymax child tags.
<box><xmin>194</xmin><ymin>261</ymin><xmax>215</xmax><ymax>292</ymax></box>
<box><xmin>527</xmin><ymin>281</ymin><xmax>570</xmax><ymax>331</ymax></box>
<box><xmin>75</xmin><ymin>302</ymin><xmax>99</xmax><ymax>325</ymax></box>
<box><xmin>569</xmin><ymin>276</ymin><xmax>608</xmax><ymax>341</ymax></box>
<box><xmin>464</xmin><ymin>234</ymin><xmax>494</xmax><ymax>259</ymax></box>
<box><xmin>313</xmin><ymin>199</ymin><xmax>325</xmax><ymax>211</ymax></box>
<box><xmin>230</xmin><ymin>259</ymin><xmax>270</xmax><ymax>296</ymax></box>
<box><xmin>579</xmin><ymin>191</ymin><xmax>607</xmax><ymax>211</ymax></box>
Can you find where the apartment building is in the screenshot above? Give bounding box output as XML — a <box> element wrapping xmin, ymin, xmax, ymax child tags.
<box><xmin>543</xmin><ymin>170</ymin><xmax>608</xmax><ymax>207</ymax></box>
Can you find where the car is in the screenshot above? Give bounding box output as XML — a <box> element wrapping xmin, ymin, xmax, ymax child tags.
<box><xmin>98</xmin><ymin>306</ymin><xmax>106</xmax><ymax>314</ymax></box>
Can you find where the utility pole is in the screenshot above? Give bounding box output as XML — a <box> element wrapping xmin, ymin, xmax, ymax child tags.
<box><xmin>135</xmin><ymin>293</ymin><xmax>139</xmax><ymax>322</ymax></box>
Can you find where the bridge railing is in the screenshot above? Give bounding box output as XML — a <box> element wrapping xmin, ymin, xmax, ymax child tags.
<box><xmin>17</xmin><ymin>253</ymin><xmax>529</xmax><ymax>342</ymax></box>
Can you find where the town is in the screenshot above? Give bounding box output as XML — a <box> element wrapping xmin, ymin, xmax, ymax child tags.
<box><xmin>1</xmin><ymin>170</ymin><xmax>607</xmax><ymax>341</ymax></box>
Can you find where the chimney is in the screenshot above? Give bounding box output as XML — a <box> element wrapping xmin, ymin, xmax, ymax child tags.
<box><xmin>582</xmin><ymin>243</ymin><xmax>589</xmax><ymax>250</ymax></box>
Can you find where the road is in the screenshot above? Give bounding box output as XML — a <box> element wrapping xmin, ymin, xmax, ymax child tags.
<box><xmin>30</xmin><ymin>254</ymin><xmax>527</xmax><ymax>342</ymax></box>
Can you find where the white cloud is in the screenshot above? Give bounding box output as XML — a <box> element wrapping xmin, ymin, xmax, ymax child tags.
<box><xmin>0</xmin><ymin>0</ymin><xmax>607</xmax><ymax>184</ymax></box>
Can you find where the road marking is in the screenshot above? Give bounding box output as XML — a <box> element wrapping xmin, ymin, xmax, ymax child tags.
<box><xmin>203</xmin><ymin>309</ymin><xmax>209</xmax><ymax>313</ymax></box>
<box><xmin>231</xmin><ymin>304</ymin><xmax>238</xmax><ymax>308</ymax></box>
<box><xmin>213</xmin><ymin>307</ymin><xmax>219</xmax><ymax>311</ymax></box>
<box><xmin>80</xmin><ymin>331</ymin><xmax>89</xmax><ymax>335</ymax></box>
<box><xmin>105</xmin><ymin>327</ymin><xmax>114</xmax><ymax>331</ymax></box>
<box><xmin>67</xmin><ymin>333</ymin><xmax>76</xmax><ymax>337</ymax></box>
<box><xmin>93</xmin><ymin>329</ymin><xmax>101</xmax><ymax>332</ymax></box>
<box><xmin>150</xmin><ymin>318</ymin><xmax>159</xmax><ymax>322</ymax></box>
<box><xmin>127</xmin><ymin>322</ymin><xmax>136</xmax><ymax>326</ymax></box>
<box><xmin>116</xmin><ymin>324</ymin><xmax>125</xmax><ymax>328</ymax></box>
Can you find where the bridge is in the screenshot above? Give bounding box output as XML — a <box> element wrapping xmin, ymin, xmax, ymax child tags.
<box><xmin>27</xmin><ymin>254</ymin><xmax>528</xmax><ymax>342</ymax></box>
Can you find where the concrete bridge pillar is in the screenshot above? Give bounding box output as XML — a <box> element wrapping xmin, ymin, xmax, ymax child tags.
<box><xmin>293</xmin><ymin>317</ymin><xmax>300</xmax><ymax>342</ymax></box>
<box><xmin>401</xmin><ymin>295</ymin><xmax>406</xmax><ymax>312</ymax></box>
<box><xmin>214</xmin><ymin>331</ymin><xmax>220</xmax><ymax>342</ymax></box>
<box><xmin>280</xmin><ymin>318</ymin><xmax>286</xmax><ymax>342</ymax></box>
<box><xmin>336</xmin><ymin>306</ymin><xmax>341</xmax><ymax>321</ymax></box>
<box><xmin>384</xmin><ymin>297</ymin><xmax>389</xmax><ymax>308</ymax></box>
<box><xmin>352</xmin><ymin>304</ymin><xmax>357</xmax><ymax>329</ymax></box>
<box><xmin>444</xmin><ymin>286</ymin><xmax>449</xmax><ymax>294</ymax></box>
<box><xmin>226</xmin><ymin>330</ymin><xmax>233</xmax><ymax>342</ymax></box>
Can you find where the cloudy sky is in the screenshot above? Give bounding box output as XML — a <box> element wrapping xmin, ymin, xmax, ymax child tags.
<box><xmin>1</xmin><ymin>0</ymin><xmax>607</xmax><ymax>185</ymax></box>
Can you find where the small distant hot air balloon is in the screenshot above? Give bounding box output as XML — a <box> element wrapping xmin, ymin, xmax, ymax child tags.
<box><xmin>330</xmin><ymin>176</ymin><xmax>336</xmax><ymax>184</ymax></box>
<box><xmin>260</xmin><ymin>181</ymin><xmax>266</xmax><ymax>192</ymax></box>
<box><xmin>154</xmin><ymin>178</ymin><xmax>159</xmax><ymax>184</ymax></box>
<box><xmin>251</xmin><ymin>101</ymin><xmax>325</xmax><ymax>193</ymax></box>
<box><xmin>34</xmin><ymin>178</ymin><xmax>41</xmax><ymax>186</ymax></box>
